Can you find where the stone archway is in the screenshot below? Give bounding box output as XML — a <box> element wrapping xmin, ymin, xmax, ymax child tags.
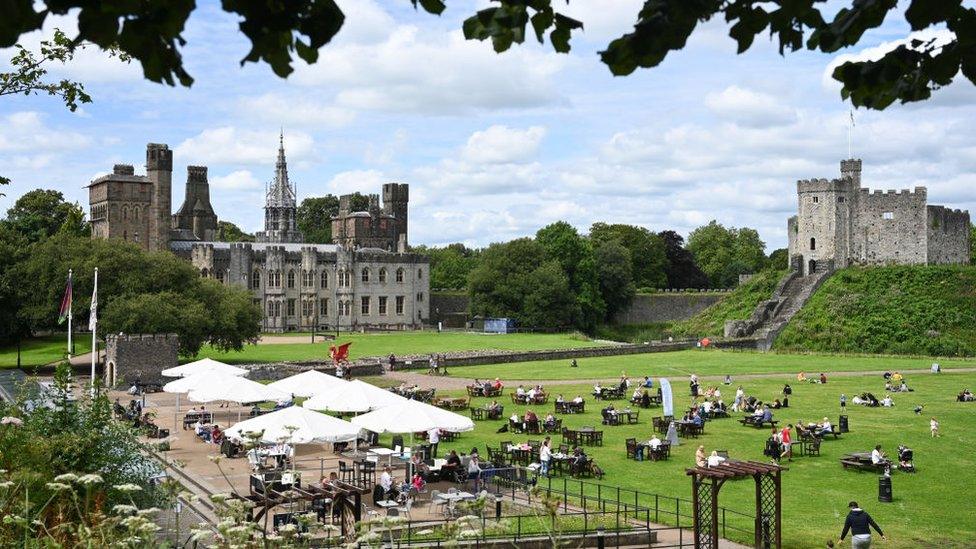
<box><xmin>105</xmin><ymin>361</ymin><xmax>116</xmax><ymax>388</ymax></box>
<box><xmin>808</xmin><ymin>259</ymin><xmax>817</xmax><ymax>275</ymax></box>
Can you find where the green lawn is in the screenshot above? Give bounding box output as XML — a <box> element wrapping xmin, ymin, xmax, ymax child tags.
<box><xmin>0</xmin><ymin>334</ymin><xmax>93</xmax><ymax>368</ymax></box>
<box><xmin>432</xmin><ymin>369</ymin><xmax>976</xmax><ymax>548</ymax></box>
<box><xmin>191</xmin><ymin>331</ymin><xmax>603</xmax><ymax>364</ymax></box>
<box><xmin>446</xmin><ymin>348</ymin><xmax>976</xmax><ymax>381</ymax></box>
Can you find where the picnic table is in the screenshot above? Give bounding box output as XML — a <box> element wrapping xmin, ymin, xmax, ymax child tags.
<box><xmin>555</xmin><ymin>401</ymin><xmax>585</xmax><ymax>414</ymax></box>
<box><xmin>592</xmin><ymin>387</ymin><xmax>624</xmax><ymax>400</ymax></box>
<box><xmin>676</xmin><ymin>420</ymin><xmax>703</xmax><ymax>438</ymax></box>
<box><xmin>840</xmin><ymin>452</ymin><xmax>888</xmax><ymax>472</ymax></box>
<box><xmin>739</xmin><ymin>416</ymin><xmax>778</xmax><ymax>429</ymax></box>
<box><xmin>570</xmin><ymin>427</ymin><xmax>604</xmax><ymax>446</ymax></box>
<box><xmin>433</xmin><ymin>397</ymin><xmax>469</xmax><ymax>410</ymax></box>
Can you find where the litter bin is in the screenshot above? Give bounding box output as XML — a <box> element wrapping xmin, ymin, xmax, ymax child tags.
<box><xmin>839</xmin><ymin>415</ymin><xmax>849</xmax><ymax>433</ymax></box>
<box><xmin>878</xmin><ymin>475</ymin><xmax>892</xmax><ymax>502</ymax></box>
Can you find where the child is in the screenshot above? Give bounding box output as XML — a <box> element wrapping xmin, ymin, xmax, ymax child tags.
<box><xmin>930</xmin><ymin>417</ymin><xmax>940</xmax><ymax>437</ymax></box>
<box><xmin>840</xmin><ymin>393</ymin><xmax>847</xmax><ymax>412</ymax></box>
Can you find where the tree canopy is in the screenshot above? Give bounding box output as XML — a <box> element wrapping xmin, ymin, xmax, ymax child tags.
<box><xmin>217</xmin><ymin>220</ymin><xmax>255</xmax><ymax>242</ymax></box>
<box><xmin>3</xmin><ymin>1</ymin><xmax>972</xmax><ymax>109</ymax></box>
<box><xmin>4</xmin><ymin>189</ymin><xmax>89</xmax><ymax>243</ymax></box>
<box><xmin>659</xmin><ymin>230</ymin><xmax>709</xmax><ymax>289</ymax></box>
<box><xmin>297</xmin><ymin>193</ymin><xmax>369</xmax><ymax>244</ymax></box>
<box><xmin>590</xmin><ymin>222</ymin><xmax>668</xmax><ymax>289</ymax></box>
<box><xmin>412</xmin><ymin>243</ymin><xmax>480</xmax><ymax>290</ymax></box>
<box><xmin>687</xmin><ymin>220</ymin><xmax>768</xmax><ymax>288</ymax></box>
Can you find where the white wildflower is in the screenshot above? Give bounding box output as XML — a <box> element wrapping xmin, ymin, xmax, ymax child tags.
<box><xmin>54</xmin><ymin>473</ymin><xmax>78</xmax><ymax>483</ymax></box>
<box><xmin>45</xmin><ymin>482</ymin><xmax>71</xmax><ymax>491</ymax></box>
<box><xmin>78</xmin><ymin>474</ymin><xmax>103</xmax><ymax>486</ymax></box>
<box><xmin>114</xmin><ymin>483</ymin><xmax>142</xmax><ymax>493</ymax></box>
<box><xmin>0</xmin><ymin>417</ymin><xmax>23</xmax><ymax>426</ymax></box>
<box><xmin>112</xmin><ymin>504</ymin><xmax>138</xmax><ymax>515</ymax></box>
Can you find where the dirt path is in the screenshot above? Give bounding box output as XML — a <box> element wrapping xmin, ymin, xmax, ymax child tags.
<box><xmin>385</xmin><ymin>366</ymin><xmax>976</xmax><ymax>391</ymax></box>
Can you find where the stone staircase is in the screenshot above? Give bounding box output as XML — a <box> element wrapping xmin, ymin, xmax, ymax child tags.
<box><xmin>724</xmin><ymin>265</ymin><xmax>834</xmax><ymax>351</ymax></box>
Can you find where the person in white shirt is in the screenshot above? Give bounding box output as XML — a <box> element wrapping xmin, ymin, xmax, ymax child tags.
<box><xmin>881</xmin><ymin>395</ymin><xmax>893</xmax><ymax>407</ymax></box>
<box><xmin>733</xmin><ymin>387</ymin><xmax>744</xmax><ymax>411</ymax></box>
<box><xmin>707</xmin><ymin>450</ymin><xmax>726</xmax><ymax>467</ymax></box>
<box><xmin>819</xmin><ymin>418</ymin><xmax>833</xmax><ymax>436</ymax></box>
<box><xmin>539</xmin><ymin>437</ymin><xmax>552</xmax><ymax>476</ymax></box>
<box><xmin>527</xmin><ymin>387</ymin><xmax>537</xmax><ymax>401</ymax></box>
<box><xmin>427</xmin><ymin>428</ymin><xmax>440</xmax><ymax>458</ymax></box>
<box><xmin>555</xmin><ymin>394</ymin><xmax>565</xmax><ymax>403</ymax></box>
<box><xmin>870</xmin><ymin>445</ymin><xmax>886</xmax><ymax>465</ymax></box>
<box><xmin>648</xmin><ymin>436</ymin><xmax>662</xmax><ymax>450</ymax></box>
<box><xmin>379</xmin><ymin>466</ymin><xmax>394</xmax><ymax>498</ymax></box>
<box><xmin>572</xmin><ymin>395</ymin><xmax>584</xmax><ymax>404</ymax></box>
<box><xmin>516</xmin><ymin>385</ymin><xmax>526</xmax><ymax>397</ymax></box>
<box><xmin>632</xmin><ymin>387</ymin><xmax>642</xmax><ymax>401</ymax></box>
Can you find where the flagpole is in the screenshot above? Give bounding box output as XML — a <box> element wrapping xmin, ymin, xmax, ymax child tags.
<box><xmin>67</xmin><ymin>269</ymin><xmax>73</xmax><ymax>358</ymax></box>
<box><xmin>91</xmin><ymin>268</ymin><xmax>98</xmax><ymax>396</ymax></box>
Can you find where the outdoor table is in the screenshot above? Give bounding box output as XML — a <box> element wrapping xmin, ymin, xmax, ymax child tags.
<box><xmin>676</xmin><ymin>421</ymin><xmax>700</xmax><ymax>438</ymax></box>
<box><xmin>369</xmin><ymin>447</ymin><xmax>404</xmax><ymax>468</ymax></box>
<box><xmin>573</xmin><ymin>428</ymin><xmax>602</xmax><ymax>446</ymax></box>
<box><xmin>615</xmin><ymin>410</ymin><xmax>638</xmax><ymax>424</ymax></box>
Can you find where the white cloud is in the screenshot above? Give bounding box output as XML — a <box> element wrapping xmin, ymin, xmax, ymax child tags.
<box><xmin>705</xmin><ymin>85</ymin><xmax>797</xmax><ymax>128</ymax></box>
<box><xmin>237</xmin><ymin>93</ymin><xmax>356</xmax><ymax>128</ymax></box>
<box><xmin>210</xmin><ymin>170</ymin><xmax>263</xmax><ymax>190</ymax></box>
<box><xmin>0</xmin><ymin>112</ymin><xmax>92</xmax><ymax>152</ymax></box>
<box><xmin>462</xmin><ymin>125</ymin><xmax>547</xmax><ymax>164</ymax></box>
<box><xmin>292</xmin><ymin>25</ymin><xmax>569</xmax><ymax>115</ymax></box>
<box><xmin>174</xmin><ymin>127</ymin><xmax>315</xmax><ymax>166</ymax></box>
<box><xmin>325</xmin><ymin>169</ymin><xmax>390</xmax><ymax>196</ymax></box>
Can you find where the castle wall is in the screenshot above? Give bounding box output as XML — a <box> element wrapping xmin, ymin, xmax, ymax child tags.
<box><xmin>926</xmin><ymin>206</ymin><xmax>971</xmax><ymax>264</ymax></box>
<box><xmin>146</xmin><ymin>144</ymin><xmax>173</xmax><ymax>252</ymax></box>
<box><xmin>856</xmin><ymin>188</ymin><xmax>928</xmax><ymax>264</ymax></box>
<box><xmin>104</xmin><ymin>333</ymin><xmax>179</xmax><ymax>388</ymax></box>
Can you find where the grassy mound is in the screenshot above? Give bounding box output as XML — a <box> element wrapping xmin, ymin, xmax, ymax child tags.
<box><xmin>776</xmin><ymin>265</ymin><xmax>976</xmax><ymax>356</ymax></box>
<box><xmin>670</xmin><ymin>269</ymin><xmax>786</xmax><ymax>337</ymax></box>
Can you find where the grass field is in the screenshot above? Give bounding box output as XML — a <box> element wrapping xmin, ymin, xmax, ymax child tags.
<box><xmin>432</xmin><ymin>367</ymin><xmax>976</xmax><ymax>548</ymax></box>
<box><xmin>446</xmin><ymin>348</ymin><xmax>976</xmax><ymax>381</ymax></box>
<box><xmin>191</xmin><ymin>331</ymin><xmax>603</xmax><ymax>364</ymax></box>
<box><xmin>0</xmin><ymin>334</ymin><xmax>93</xmax><ymax>368</ymax></box>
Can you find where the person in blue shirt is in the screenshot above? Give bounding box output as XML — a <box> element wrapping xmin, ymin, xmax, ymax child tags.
<box><xmin>643</xmin><ymin>377</ymin><xmax>653</xmax><ymax>388</ymax></box>
<box><xmin>761</xmin><ymin>406</ymin><xmax>773</xmax><ymax>423</ymax></box>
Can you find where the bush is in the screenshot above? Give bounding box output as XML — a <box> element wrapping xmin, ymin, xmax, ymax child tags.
<box><xmin>671</xmin><ymin>270</ymin><xmax>786</xmax><ymax>337</ymax></box>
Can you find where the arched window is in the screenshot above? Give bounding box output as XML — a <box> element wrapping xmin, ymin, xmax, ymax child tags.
<box><xmin>201</xmin><ymin>268</ymin><xmax>209</xmax><ymax>278</ymax></box>
<box><xmin>133</xmin><ymin>206</ymin><xmax>139</xmax><ymax>221</ymax></box>
<box><xmin>215</xmin><ymin>270</ymin><xmax>225</xmax><ymax>283</ymax></box>
<box><xmin>810</xmin><ymin>237</ymin><xmax>816</xmax><ymax>251</ymax></box>
<box><xmin>287</xmin><ymin>270</ymin><xmax>295</xmax><ymax>288</ymax></box>
<box><xmin>417</xmin><ymin>268</ymin><xmax>423</xmax><ymax>280</ymax></box>
<box><xmin>396</xmin><ymin>268</ymin><xmax>404</xmax><ymax>283</ymax></box>
<box><xmin>361</xmin><ymin>268</ymin><xmax>370</xmax><ymax>283</ymax></box>
<box><xmin>122</xmin><ymin>206</ymin><xmax>128</xmax><ymax>220</ymax></box>
<box><xmin>379</xmin><ymin>268</ymin><xmax>387</xmax><ymax>283</ymax></box>
<box><xmin>321</xmin><ymin>271</ymin><xmax>328</xmax><ymax>288</ymax></box>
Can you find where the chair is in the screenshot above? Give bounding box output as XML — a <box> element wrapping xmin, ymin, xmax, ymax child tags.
<box><xmin>392</xmin><ymin>435</ymin><xmax>404</xmax><ymax>450</ymax></box>
<box><xmin>592</xmin><ymin>432</ymin><xmax>604</xmax><ymax>446</ymax></box>
<box><xmin>625</xmin><ymin>438</ymin><xmax>638</xmax><ymax>460</ymax></box>
<box><xmin>627</xmin><ymin>411</ymin><xmax>640</xmax><ymax>424</ymax></box>
<box><xmin>386</xmin><ymin>508</ymin><xmax>399</xmax><ymax>517</ymax></box>
<box><xmin>338</xmin><ymin>461</ymin><xmax>353</xmax><ymax>483</ymax></box>
<box><xmin>397</xmin><ymin>498</ymin><xmax>413</xmax><ymax>520</ymax></box>
<box><xmin>429</xmin><ymin>490</ymin><xmax>448</xmax><ymax>515</ymax></box>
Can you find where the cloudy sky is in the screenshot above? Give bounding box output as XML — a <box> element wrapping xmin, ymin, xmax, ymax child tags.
<box><xmin>1</xmin><ymin>1</ymin><xmax>973</xmax><ymax>251</ymax></box>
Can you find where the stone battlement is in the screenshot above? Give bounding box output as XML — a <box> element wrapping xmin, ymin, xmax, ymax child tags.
<box><xmin>187</xmin><ymin>165</ymin><xmax>208</xmax><ymax>182</ymax></box>
<box><xmin>105</xmin><ymin>333</ymin><xmax>180</xmax><ymax>343</ymax></box>
<box><xmin>113</xmin><ymin>164</ymin><xmax>135</xmax><ymax>175</ymax></box>
<box><xmin>861</xmin><ymin>187</ymin><xmax>926</xmax><ymax>197</ymax></box>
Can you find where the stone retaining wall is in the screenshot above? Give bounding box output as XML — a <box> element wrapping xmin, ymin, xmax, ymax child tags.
<box><xmin>244</xmin><ymin>360</ymin><xmax>384</xmax><ymax>381</ymax></box>
<box><xmin>612</xmin><ymin>293</ymin><xmax>724</xmax><ymax>324</ymax></box>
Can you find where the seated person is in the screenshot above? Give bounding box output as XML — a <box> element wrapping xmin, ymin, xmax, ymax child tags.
<box><xmin>572</xmin><ymin>447</ymin><xmax>588</xmax><ymax>473</ymax></box>
<box><xmin>555</xmin><ymin>394</ymin><xmax>565</xmax><ymax>404</ymax></box>
<box><xmin>572</xmin><ymin>395</ymin><xmax>584</xmax><ymax>404</ymax></box>
<box><xmin>516</xmin><ymin>385</ymin><xmax>526</xmax><ymax>398</ymax></box>
<box><xmin>592</xmin><ymin>383</ymin><xmax>602</xmax><ymax>396</ymax></box>
<box><xmin>544</xmin><ymin>413</ymin><xmax>556</xmax><ymax>429</ymax></box>
<box><xmin>640</xmin><ymin>391</ymin><xmax>651</xmax><ymax>408</ymax></box>
<box><xmin>492</xmin><ymin>378</ymin><xmax>503</xmax><ymax>391</ymax></box>
<box><xmin>410</xmin><ymin>454</ymin><xmax>430</xmax><ymax>478</ymax></box>
<box><xmin>761</xmin><ymin>406</ymin><xmax>773</xmax><ymax>423</ymax></box>
<box><xmin>819</xmin><ymin>373</ymin><xmax>828</xmax><ymax>384</ymax></box>
<box><xmin>527</xmin><ymin>386</ymin><xmax>538</xmax><ymax>401</ymax></box>
<box><xmin>648</xmin><ymin>435</ymin><xmax>662</xmax><ymax>450</ymax></box>
<box><xmin>870</xmin><ymin>445</ymin><xmax>890</xmax><ymax>467</ymax></box>
<box><xmin>797</xmin><ymin>372</ymin><xmax>807</xmax><ymax>382</ymax></box>
<box><xmin>770</xmin><ymin>399</ymin><xmax>782</xmax><ymax>409</ymax></box>
<box><xmin>643</xmin><ymin>376</ymin><xmax>654</xmax><ymax>388</ymax></box>
<box><xmin>959</xmin><ymin>389</ymin><xmax>974</xmax><ymax>402</ymax></box>
<box><xmin>411</xmin><ymin>472</ymin><xmax>426</xmax><ymax>492</ymax></box>
<box><xmin>714</xmin><ymin>399</ymin><xmax>726</xmax><ymax>412</ymax></box>
<box><xmin>818</xmin><ymin>417</ymin><xmax>833</xmax><ymax>436</ymax></box>
<box><xmin>884</xmin><ymin>380</ymin><xmax>893</xmax><ymax>391</ymax></box>
<box><xmin>210</xmin><ymin>424</ymin><xmax>223</xmax><ymax>445</ymax></box>
<box><xmin>632</xmin><ymin>387</ymin><xmax>643</xmax><ymax>402</ymax></box>
<box><xmin>379</xmin><ymin>466</ymin><xmax>397</xmax><ymax>500</ymax></box>
<box><xmin>692</xmin><ymin>411</ymin><xmax>704</xmax><ymax>426</ymax></box>
<box><xmin>881</xmin><ymin>395</ymin><xmax>894</xmax><ymax>407</ymax></box>
<box><xmin>899</xmin><ymin>381</ymin><xmax>911</xmax><ymax>392</ymax></box>
<box><xmin>724</xmin><ymin>375</ymin><xmax>733</xmax><ymax>385</ymax></box>
<box><xmin>752</xmin><ymin>406</ymin><xmax>764</xmax><ymax>419</ymax></box>
<box><xmin>441</xmin><ymin>450</ymin><xmax>462</xmax><ymax>477</ymax></box>
<box><xmin>509</xmin><ymin>412</ymin><xmax>520</xmax><ymax>427</ymax></box>
<box><xmin>707</xmin><ymin>450</ymin><xmax>726</xmax><ymax>467</ymax></box>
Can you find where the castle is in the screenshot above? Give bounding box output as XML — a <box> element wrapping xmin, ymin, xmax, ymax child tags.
<box><xmin>88</xmin><ymin>136</ymin><xmax>430</xmax><ymax>332</ymax></box>
<box><xmin>788</xmin><ymin>159</ymin><xmax>970</xmax><ymax>275</ymax></box>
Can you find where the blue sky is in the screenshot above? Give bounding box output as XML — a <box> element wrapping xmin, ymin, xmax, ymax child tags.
<box><xmin>1</xmin><ymin>0</ymin><xmax>973</xmax><ymax>251</ymax></box>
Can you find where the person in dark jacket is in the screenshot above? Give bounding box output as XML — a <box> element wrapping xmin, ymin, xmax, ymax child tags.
<box><xmin>839</xmin><ymin>501</ymin><xmax>885</xmax><ymax>548</ymax></box>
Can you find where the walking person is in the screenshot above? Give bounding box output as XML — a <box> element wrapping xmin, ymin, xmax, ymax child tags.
<box><xmin>539</xmin><ymin>436</ymin><xmax>552</xmax><ymax>477</ymax></box>
<box><xmin>839</xmin><ymin>501</ymin><xmax>885</xmax><ymax>548</ymax></box>
<box><xmin>930</xmin><ymin>417</ymin><xmax>940</xmax><ymax>437</ymax></box>
<box><xmin>840</xmin><ymin>393</ymin><xmax>847</xmax><ymax>412</ymax></box>
<box><xmin>427</xmin><ymin>427</ymin><xmax>440</xmax><ymax>458</ymax></box>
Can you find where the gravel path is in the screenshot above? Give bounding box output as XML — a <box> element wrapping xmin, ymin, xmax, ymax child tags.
<box><xmin>385</xmin><ymin>366</ymin><xmax>976</xmax><ymax>390</ymax></box>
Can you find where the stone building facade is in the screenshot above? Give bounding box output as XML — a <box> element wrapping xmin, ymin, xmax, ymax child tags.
<box><xmin>89</xmin><ymin>136</ymin><xmax>430</xmax><ymax>332</ymax></box>
<box><xmin>104</xmin><ymin>333</ymin><xmax>179</xmax><ymax>388</ymax></box>
<box><xmin>788</xmin><ymin>159</ymin><xmax>970</xmax><ymax>275</ymax></box>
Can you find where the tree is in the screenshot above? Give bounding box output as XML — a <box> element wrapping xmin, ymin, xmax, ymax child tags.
<box><xmin>467</xmin><ymin>238</ymin><xmax>576</xmax><ymax>329</ymax></box>
<box><xmin>412</xmin><ymin>243</ymin><xmax>480</xmax><ymax>290</ymax></box>
<box><xmin>768</xmin><ymin>248</ymin><xmax>789</xmax><ymax>271</ymax></box>
<box><xmin>4</xmin><ymin>3</ymin><xmax>971</xmax><ymax>110</ymax></box>
<box><xmin>3</xmin><ymin>189</ymin><xmax>89</xmax><ymax>242</ymax></box>
<box><xmin>536</xmin><ymin>222</ymin><xmax>604</xmax><ymax>330</ymax></box>
<box><xmin>658</xmin><ymin>230</ymin><xmax>709</xmax><ymax>289</ymax></box>
<box><xmin>217</xmin><ymin>220</ymin><xmax>255</xmax><ymax>242</ymax></box>
<box><xmin>590</xmin><ymin>222</ymin><xmax>668</xmax><ymax>289</ymax></box>
<box><xmin>0</xmin><ymin>224</ymin><xmax>30</xmax><ymax>346</ymax></box>
<box><xmin>297</xmin><ymin>193</ymin><xmax>369</xmax><ymax>244</ymax></box>
<box><xmin>687</xmin><ymin>221</ymin><xmax>767</xmax><ymax>288</ymax></box>
<box><xmin>593</xmin><ymin>239</ymin><xmax>636</xmax><ymax>319</ymax></box>
<box><xmin>12</xmin><ymin>234</ymin><xmax>260</xmax><ymax>355</ymax></box>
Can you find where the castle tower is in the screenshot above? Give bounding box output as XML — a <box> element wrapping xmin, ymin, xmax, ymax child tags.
<box><xmin>382</xmin><ymin>183</ymin><xmax>409</xmax><ymax>246</ymax></box>
<box><xmin>173</xmin><ymin>165</ymin><xmax>218</xmax><ymax>241</ymax></box>
<box><xmin>146</xmin><ymin>143</ymin><xmax>173</xmax><ymax>252</ymax></box>
<box><xmin>256</xmin><ymin>132</ymin><xmax>304</xmax><ymax>243</ymax></box>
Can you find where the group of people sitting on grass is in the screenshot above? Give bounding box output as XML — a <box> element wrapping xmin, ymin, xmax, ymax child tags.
<box><xmin>796</xmin><ymin>371</ymin><xmax>828</xmax><ymax>384</ymax></box>
<box><xmin>957</xmin><ymin>389</ymin><xmax>975</xmax><ymax>402</ymax></box>
<box><xmin>851</xmin><ymin>392</ymin><xmax>882</xmax><ymax>407</ymax></box>
<box><xmin>732</xmin><ymin>385</ymin><xmax>790</xmax><ymax>414</ymax></box>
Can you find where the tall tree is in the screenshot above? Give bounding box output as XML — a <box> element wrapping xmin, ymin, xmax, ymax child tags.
<box><xmin>297</xmin><ymin>193</ymin><xmax>369</xmax><ymax>244</ymax></box>
<box><xmin>593</xmin><ymin>239</ymin><xmax>636</xmax><ymax>319</ymax></box>
<box><xmin>590</xmin><ymin>222</ymin><xmax>668</xmax><ymax>289</ymax></box>
<box><xmin>0</xmin><ymin>224</ymin><xmax>30</xmax><ymax>346</ymax></box>
<box><xmin>4</xmin><ymin>3</ymin><xmax>971</xmax><ymax>109</ymax></box>
<box><xmin>4</xmin><ymin>189</ymin><xmax>89</xmax><ymax>242</ymax></box>
<box><xmin>412</xmin><ymin>243</ymin><xmax>480</xmax><ymax>290</ymax></box>
<box><xmin>687</xmin><ymin>221</ymin><xmax>767</xmax><ymax>288</ymax></box>
<box><xmin>768</xmin><ymin>248</ymin><xmax>789</xmax><ymax>271</ymax></box>
<box><xmin>658</xmin><ymin>230</ymin><xmax>709</xmax><ymax>289</ymax></box>
<box><xmin>536</xmin><ymin>222</ymin><xmax>604</xmax><ymax>330</ymax></box>
<box><xmin>216</xmin><ymin>221</ymin><xmax>255</xmax><ymax>242</ymax></box>
<box><xmin>468</xmin><ymin>238</ymin><xmax>576</xmax><ymax>329</ymax></box>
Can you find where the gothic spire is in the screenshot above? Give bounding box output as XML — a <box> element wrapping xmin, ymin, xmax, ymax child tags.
<box><xmin>267</xmin><ymin>130</ymin><xmax>296</xmax><ymax>208</ymax></box>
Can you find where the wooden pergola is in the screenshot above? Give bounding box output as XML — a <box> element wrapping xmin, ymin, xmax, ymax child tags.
<box><xmin>235</xmin><ymin>479</ymin><xmax>369</xmax><ymax>542</ymax></box>
<box><xmin>686</xmin><ymin>461</ymin><xmax>782</xmax><ymax>549</ymax></box>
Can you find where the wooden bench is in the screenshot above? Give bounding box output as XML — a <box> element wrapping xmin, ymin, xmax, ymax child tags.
<box><xmin>739</xmin><ymin>417</ymin><xmax>778</xmax><ymax>429</ymax></box>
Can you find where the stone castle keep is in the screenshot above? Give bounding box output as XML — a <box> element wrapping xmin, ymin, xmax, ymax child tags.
<box><xmin>788</xmin><ymin>159</ymin><xmax>970</xmax><ymax>275</ymax></box>
<box><xmin>88</xmin><ymin>136</ymin><xmax>429</xmax><ymax>332</ymax></box>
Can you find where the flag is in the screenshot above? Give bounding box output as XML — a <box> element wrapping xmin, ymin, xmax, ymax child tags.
<box><xmin>329</xmin><ymin>342</ymin><xmax>352</xmax><ymax>363</ymax></box>
<box><xmin>850</xmin><ymin>109</ymin><xmax>855</xmax><ymax>127</ymax></box>
<box><xmin>88</xmin><ymin>280</ymin><xmax>97</xmax><ymax>331</ymax></box>
<box><xmin>57</xmin><ymin>273</ymin><xmax>72</xmax><ymax>324</ymax></box>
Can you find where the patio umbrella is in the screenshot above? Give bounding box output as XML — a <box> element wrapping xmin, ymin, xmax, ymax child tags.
<box><xmin>180</xmin><ymin>373</ymin><xmax>290</xmax><ymax>404</ymax></box>
<box><xmin>350</xmin><ymin>398</ymin><xmax>475</xmax><ymax>434</ymax></box>
<box><xmin>161</xmin><ymin>358</ymin><xmax>248</xmax><ymax>378</ymax></box>
<box><xmin>302</xmin><ymin>379</ymin><xmax>406</xmax><ymax>413</ymax></box>
<box><xmin>223</xmin><ymin>406</ymin><xmax>361</xmax><ymax>444</ymax></box>
<box><xmin>267</xmin><ymin>370</ymin><xmax>348</xmax><ymax>398</ymax></box>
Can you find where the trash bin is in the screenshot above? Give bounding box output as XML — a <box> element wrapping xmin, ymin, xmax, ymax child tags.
<box><xmin>839</xmin><ymin>415</ymin><xmax>849</xmax><ymax>433</ymax></box>
<box><xmin>878</xmin><ymin>475</ymin><xmax>892</xmax><ymax>502</ymax></box>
